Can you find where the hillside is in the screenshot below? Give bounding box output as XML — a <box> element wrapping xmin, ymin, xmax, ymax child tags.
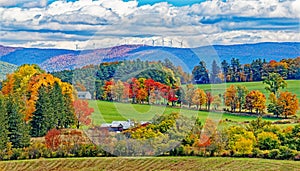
<box><xmin>0</xmin><ymin>42</ymin><xmax>299</xmax><ymax>72</ymax></box>
<box><xmin>1</xmin><ymin>157</ymin><xmax>299</xmax><ymax>171</ymax></box>
<box><xmin>0</xmin><ymin>61</ymin><xmax>17</xmax><ymax>80</ymax></box>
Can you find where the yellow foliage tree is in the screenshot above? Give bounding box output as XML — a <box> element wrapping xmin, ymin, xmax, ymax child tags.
<box><xmin>224</xmin><ymin>85</ymin><xmax>237</xmax><ymax>112</ymax></box>
<box><xmin>192</xmin><ymin>88</ymin><xmax>206</xmax><ymax>110</ymax></box>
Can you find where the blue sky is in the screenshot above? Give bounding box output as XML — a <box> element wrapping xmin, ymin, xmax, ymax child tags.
<box><xmin>0</xmin><ymin>0</ymin><xmax>299</xmax><ymax>49</ymax></box>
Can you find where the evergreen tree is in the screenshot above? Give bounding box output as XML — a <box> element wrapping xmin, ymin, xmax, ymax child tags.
<box><xmin>0</xmin><ymin>94</ymin><xmax>9</xmax><ymax>150</ymax></box>
<box><xmin>30</xmin><ymin>86</ymin><xmax>54</xmax><ymax>137</ymax></box>
<box><xmin>6</xmin><ymin>97</ymin><xmax>30</xmax><ymax>148</ymax></box>
<box><xmin>221</xmin><ymin>60</ymin><xmax>229</xmax><ymax>82</ymax></box>
<box><xmin>210</xmin><ymin>60</ymin><xmax>221</xmax><ymax>83</ymax></box>
<box><xmin>192</xmin><ymin>61</ymin><xmax>209</xmax><ymax>84</ymax></box>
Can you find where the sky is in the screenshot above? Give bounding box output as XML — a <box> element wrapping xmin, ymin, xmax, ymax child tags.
<box><xmin>0</xmin><ymin>0</ymin><xmax>299</xmax><ymax>49</ymax></box>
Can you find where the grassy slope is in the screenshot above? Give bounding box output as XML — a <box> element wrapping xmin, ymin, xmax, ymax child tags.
<box><xmin>89</xmin><ymin>80</ymin><xmax>299</xmax><ymax>125</ymax></box>
<box><xmin>1</xmin><ymin>157</ymin><xmax>299</xmax><ymax>171</ymax></box>
<box><xmin>196</xmin><ymin>80</ymin><xmax>300</xmax><ymax>103</ymax></box>
<box><xmin>90</xmin><ymin>101</ymin><xmax>280</xmax><ymax>125</ymax></box>
<box><xmin>196</xmin><ymin>80</ymin><xmax>300</xmax><ymax>116</ymax></box>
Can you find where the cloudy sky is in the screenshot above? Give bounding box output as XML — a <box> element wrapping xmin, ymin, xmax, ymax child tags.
<box><xmin>0</xmin><ymin>0</ymin><xmax>299</xmax><ymax>49</ymax></box>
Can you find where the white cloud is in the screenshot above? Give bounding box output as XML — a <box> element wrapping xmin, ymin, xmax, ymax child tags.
<box><xmin>0</xmin><ymin>0</ymin><xmax>299</xmax><ymax>49</ymax></box>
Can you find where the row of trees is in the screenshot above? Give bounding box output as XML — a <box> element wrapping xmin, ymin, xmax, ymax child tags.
<box><xmin>98</xmin><ymin>73</ymin><xmax>298</xmax><ymax>117</ymax></box>
<box><xmin>193</xmin><ymin>57</ymin><xmax>300</xmax><ymax>84</ymax></box>
<box><xmin>53</xmin><ymin>59</ymin><xmax>192</xmax><ymax>99</ymax></box>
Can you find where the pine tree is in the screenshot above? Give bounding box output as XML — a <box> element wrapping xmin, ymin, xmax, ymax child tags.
<box><xmin>6</xmin><ymin>97</ymin><xmax>30</xmax><ymax>148</ymax></box>
<box><xmin>210</xmin><ymin>60</ymin><xmax>221</xmax><ymax>83</ymax></box>
<box><xmin>0</xmin><ymin>94</ymin><xmax>9</xmax><ymax>150</ymax></box>
<box><xmin>30</xmin><ymin>86</ymin><xmax>54</xmax><ymax>137</ymax></box>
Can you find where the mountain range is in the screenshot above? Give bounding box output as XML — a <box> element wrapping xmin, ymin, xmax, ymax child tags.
<box><xmin>0</xmin><ymin>42</ymin><xmax>299</xmax><ymax>79</ymax></box>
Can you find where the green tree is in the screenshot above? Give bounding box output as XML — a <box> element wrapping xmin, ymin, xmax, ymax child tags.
<box><xmin>210</xmin><ymin>60</ymin><xmax>221</xmax><ymax>83</ymax></box>
<box><xmin>263</xmin><ymin>73</ymin><xmax>287</xmax><ymax>97</ymax></box>
<box><xmin>192</xmin><ymin>61</ymin><xmax>209</xmax><ymax>84</ymax></box>
<box><xmin>0</xmin><ymin>94</ymin><xmax>9</xmax><ymax>150</ymax></box>
<box><xmin>6</xmin><ymin>97</ymin><xmax>30</xmax><ymax>148</ymax></box>
<box><xmin>236</xmin><ymin>85</ymin><xmax>248</xmax><ymax>112</ymax></box>
<box><xmin>30</xmin><ymin>86</ymin><xmax>54</xmax><ymax>137</ymax></box>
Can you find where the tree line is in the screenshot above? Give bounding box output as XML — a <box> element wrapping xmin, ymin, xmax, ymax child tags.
<box><xmin>97</xmin><ymin>72</ymin><xmax>298</xmax><ymax>118</ymax></box>
<box><xmin>193</xmin><ymin>57</ymin><xmax>300</xmax><ymax>84</ymax></box>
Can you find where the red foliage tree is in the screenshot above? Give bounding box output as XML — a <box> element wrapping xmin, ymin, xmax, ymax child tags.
<box><xmin>45</xmin><ymin>128</ymin><xmax>61</xmax><ymax>150</ymax></box>
<box><xmin>73</xmin><ymin>99</ymin><xmax>94</xmax><ymax>128</ymax></box>
<box><xmin>168</xmin><ymin>89</ymin><xmax>178</xmax><ymax>106</ymax></box>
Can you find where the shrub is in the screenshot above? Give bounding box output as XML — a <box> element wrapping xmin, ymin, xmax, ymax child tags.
<box><xmin>279</xmin><ymin>146</ymin><xmax>298</xmax><ymax>160</ymax></box>
<box><xmin>257</xmin><ymin>132</ymin><xmax>280</xmax><ymax>150</ymax></box>
<box><xmin>268</xmin><ymin>149</ymin><xmax>280</xmax><ymax>159</ymax></box>
<box><xmin>45</xmin><ymin>129</ymin><xmax>61</xmax><ymax>150</ymax></box>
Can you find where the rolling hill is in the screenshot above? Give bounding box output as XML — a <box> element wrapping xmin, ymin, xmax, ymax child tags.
<box><xmin>0</xmin><ymin>61</ymin><xmax>17</xmax><ymax>80</ymax></box>
<box><xmin>0</xmin><ymin>42</ymin><xmax>299</xmax><ymax>72</ymax></box>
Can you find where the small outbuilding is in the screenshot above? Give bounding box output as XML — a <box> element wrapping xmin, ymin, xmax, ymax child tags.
<box><xmin>77</xmin><ymin>91</ymin><xmax>92</xmax><ymax>100</ymax></box>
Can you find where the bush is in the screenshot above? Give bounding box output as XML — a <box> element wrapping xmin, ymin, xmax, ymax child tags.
<box><xmin>10</xmin><ymin>148</ymin><xmax>22</xmax><ymax>160</ymax></box>
<box><xmin>252</xmin><ymin>148</ymin><xmax>263</xmax><ymax>158</ymax></box>
<box><xmin>257</xmin><ymin>132</ymin><xmax>280</xmax><ymax>150</ymax></box>
<box><xmin>268</xmin><ymin>149</ymin><xmax>280</xmax><ymax>159</ymax></box>
<box><xmin>279</xmin><ymin>146</ymin><xmax>298</xmax><ymax>160</ymax></box>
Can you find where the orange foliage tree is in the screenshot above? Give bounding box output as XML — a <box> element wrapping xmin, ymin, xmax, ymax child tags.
<box><xmin>73</xmin><ymin>99</ymin><xmax>94</xmax><ymax>128</ymax></box>
<box><xmin>277</xmin><ymin>91</ymin><xmax>299</xmax><ymax>118</ymax></box>
<box><xmin>245</xmin><ymin>90</ymin><xmax>266</xmax><ymax>114</ymax></box>
<box><xmin>224</xmin><ymin>85</ymin><xmax>237</xmax><ymax>112</ymax></box>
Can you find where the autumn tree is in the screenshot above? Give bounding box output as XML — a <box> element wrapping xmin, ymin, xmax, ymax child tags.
<box><xmin>192</xmin><ymin>88</ymin><xmax>207</xmax><ymax>110</ymax></box>
<box><xmin>277</xmin><ymin>91</ymin><xmax>299</xmax><ymax>118</ymax></box>
<box><xmin>205</xmin><ymin>91</ymin><xmax>214</xmax><ymax>111</ymax></box>
<box><xmin>112</xmin><ymin>80</ymin><xmax>125</xmax><ymax>102</ymax></box>
<box><xmin>212</xmin><ymin>95</ymin><xmax>222</xmax><ymax>110</ymax></box>
<box><xmin>73</xmin><ymin>99</ymin><xmax>94</xmax><ymax>129</ymax></box>
<box><xmin>185</xmin><ymin>84</ymin><xmax>195</xmax><ymax>108</ymax></box>
<box><xmin>245</xmin><ymin>90</ymin><xmax>266</xmax><ymax>114</ymax></box>
<box><xmin>224</xmin><ymin>85</ymin><xmax>237</xmax><ymax>112</ymax></box>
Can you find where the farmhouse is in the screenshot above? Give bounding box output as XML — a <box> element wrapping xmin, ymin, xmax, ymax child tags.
<box><xmin>77</xmin><ymin>91</ymin><xmax>92</xmax><ymax>100</ymax></box>
<box><xmin>100</xmin><ymin>120</ymin><xmax>151</xmax><ymax>133</ymax></box>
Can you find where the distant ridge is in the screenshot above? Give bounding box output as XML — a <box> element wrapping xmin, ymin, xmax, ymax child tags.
<box><xmin>0</xmin><ymin>61</ymin><xmax>17</xmax><ymax>81</ymax></box>
<box><xmin>0</xmin><ymin>42</ymin><xmax>299</xmax><ymax>72</ymax></box>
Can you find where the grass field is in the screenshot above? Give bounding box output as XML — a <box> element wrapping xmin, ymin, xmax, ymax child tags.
<box><xmin>196</xmin><ymin>80</ymin><xmax>300</xmax><ymax>104</ymax></box>
<box><xmin>89</xmin><ymin>80</ymin><xmax>299</xmax><ymax>126</ymax></box>
<box><xmin>1</xmin><ymin>157</ymin><xmax>299</xmax><ymax>171</ymax></box>
<box><xmin>89</xmin><ymin>101</ymin><xmax>281</xmax><ymax>125</ymax></box>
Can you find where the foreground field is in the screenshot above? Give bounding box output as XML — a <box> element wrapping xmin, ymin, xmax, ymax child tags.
<box><xmin>1</xmin><ymin>157</ymin><xmax>299</xmax><ymax>171</ymax></box>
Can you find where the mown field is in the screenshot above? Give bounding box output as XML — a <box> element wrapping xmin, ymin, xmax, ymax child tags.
<box><xmin>90</xmin><ymin>101</ymin><xmax>281</xmax><ymax>125</ymax></box>
<box><xmin>89</xmin><ymin>80</ymin><xmax>299</xmax><ymax>127</ymax></box>
<box><xmin>1</xmin><ymin>157</ymin><xmax>299</xmax><ymax>171</ymax></box>
<box><xmin>196</xmin><ymin>80</ymin><xmax>300</xmax><ymax>104</ymax></box>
